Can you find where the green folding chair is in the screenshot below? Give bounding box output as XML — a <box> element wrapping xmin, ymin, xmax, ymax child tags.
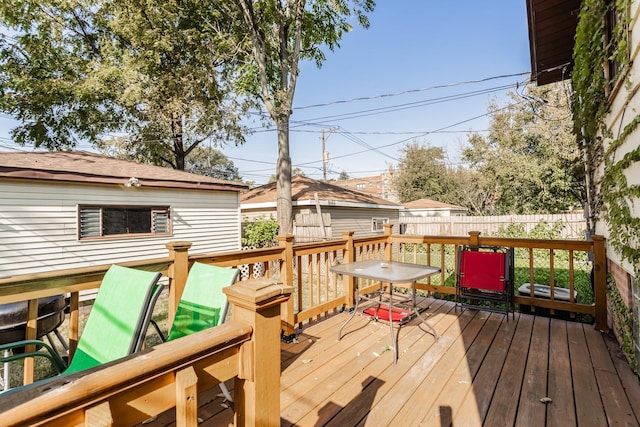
<box><xmin>154</xmin><ymin>262</ymin><xmax>239</xmax><ymax>404</ymax></box>
<box><xmin>0</xmin><ymin>265</ymin><xmax>163</xmax><ymax>383</ymax></box>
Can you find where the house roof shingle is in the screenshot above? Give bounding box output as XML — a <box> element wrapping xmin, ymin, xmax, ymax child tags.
<box><xmin>0</xmin><ymin>151</ymin><xmax>248</xmax><ymax>192</ymax></box>
<box><xmin>241</xmin><ymin>176</ymin><xmax>400</xmax><ymax>207</ymax></box>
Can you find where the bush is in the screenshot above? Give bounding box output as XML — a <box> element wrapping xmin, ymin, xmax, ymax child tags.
<box><xmin>242</xmin><ymin>215</ymin><xmax>279</xmax><ymax>248</ymax></box>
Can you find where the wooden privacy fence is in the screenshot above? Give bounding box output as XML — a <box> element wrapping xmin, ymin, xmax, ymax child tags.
<box><xmin>400</xmin><ymin>212</ymin><xmax>586</xmax><ymax>238</ymax></box>
<box><xmin>293</xmin><ymin>211</ymin><xmax>332</xmax><ymax>242</ymax></box>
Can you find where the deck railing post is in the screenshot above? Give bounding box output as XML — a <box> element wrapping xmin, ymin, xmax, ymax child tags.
<box><xmin>279</xmin><ymin>234</ymin><xmax>296</xmax><ymax>336</ymax></box>
<box><xmin>165</xmin><ymin>241</ymin><xmax>192</xmax><ymax>329</ymax></box>
<box><xmin>384</xmin><ymin>224</ymin><xmax>393</xmax><ymax>261</ymax></box>
<box><xmin>342</xmin><ymin>231</ymin><xmax>357</xmax><ymax>308</ymax></box>
<box><xmin>468</xmin><ymin>231</ymin><xmax>481</xmax><ymax>247</ymax></box>
<box><xmin>224</xmin><ymin>278</ymin><xmax>293</xmax><ymax>427</ymax></box>
<box><xmin>591</xmin><ymin>235</ymin><xmax>609</xmax><ymax>331</ymax></box>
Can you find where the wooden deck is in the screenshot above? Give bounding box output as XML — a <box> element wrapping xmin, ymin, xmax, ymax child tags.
<box><xmin>151</xmin><ymin>300</ymin><xmax>640</xmax><ymax>426</ymax></box>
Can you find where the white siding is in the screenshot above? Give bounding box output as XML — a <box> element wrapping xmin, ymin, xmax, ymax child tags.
<box><xmin>0</xmin><ymin>180</ymin><xmax>241</xmax><ymax>278</ymax></box>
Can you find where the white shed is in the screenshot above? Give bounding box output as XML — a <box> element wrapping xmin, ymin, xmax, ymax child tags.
<box><xmin>0</xmin><ymin>151</ymin><xmax>248</xmax><ymax>279</ymax></box>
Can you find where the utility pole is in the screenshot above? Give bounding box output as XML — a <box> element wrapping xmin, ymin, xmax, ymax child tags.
<box><xmin>321</xmin><ymin>127</ymin><xmax>338</xmax><ymax>181</ymax></box>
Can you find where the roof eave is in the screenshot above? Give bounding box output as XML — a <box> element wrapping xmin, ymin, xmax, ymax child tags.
<box><xmin>0</xmin><ymin>170</ymin><xmax>248</xmax><ymax>192</ymax></box>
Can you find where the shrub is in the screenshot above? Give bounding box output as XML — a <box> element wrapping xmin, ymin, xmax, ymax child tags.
<box><xmin>242</xmin><ymin>215</ymin><xmax>279</xmax><ymax>248</ymax></box>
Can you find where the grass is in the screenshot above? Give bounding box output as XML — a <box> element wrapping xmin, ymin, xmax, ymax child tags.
<box><xmin>394</xmin><ymin>246</ymin><xmax>594</xmax><ymax>305</ymax></box>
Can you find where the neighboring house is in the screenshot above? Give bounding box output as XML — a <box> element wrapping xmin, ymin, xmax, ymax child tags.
<box><xmin>527</xmin><ymin>0</ymin><xmax>640</xmax><ymax>371</ymax></box>
<box><xmin>0</xmin><ymin>151</ymin><xmax>248</xmax><ymax>279</ymax></box>
<box><xmin>332</xmin><ymin>166</ymin><xmax>399</xmax><ymax>203</ymax></box>
<box><xmin>241</xmin><ymin>176</ymin><xmax>402</xmax><ymax>241</ymax></box>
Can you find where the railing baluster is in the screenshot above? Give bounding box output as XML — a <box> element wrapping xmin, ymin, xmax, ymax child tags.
<box><xmin>176</xmin><ymin>366</ymin><xmax>199</xmax><ymax>427</ymax></box>
<box><xmin>550</xmin><ymin>248</ymin><xmax>555</xmax><ymax>316</ymax></box>
<box><xmin>297</xmin><ymin>255</ymin><xmax>303</xmax><ymax>328</ymax></box>
<box><xmin>569</xmin><ymin>249</ymin><xmax>576</xmax><ymax>319</ymax></box>
<box><xmin>69</xmin><ymin>291</ymin><xmax>80</xmax><ymax>361</ymax></box>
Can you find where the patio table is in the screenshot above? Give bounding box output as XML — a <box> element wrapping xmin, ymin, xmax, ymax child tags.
<box><xmin>330</xmin><ymin>260</ymin><xmax>440</xmax><ymax>363</ymax></box>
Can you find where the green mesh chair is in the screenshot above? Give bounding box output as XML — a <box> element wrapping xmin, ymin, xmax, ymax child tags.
<box><xmin>154</xmin><ymin>262</ymin><xmax>239</xmax><ymax>404</ymax></box>
<box><xmin>0</xmin><ymin>265</ymin><xmax>163</xmax><ymax>383</ymax></box>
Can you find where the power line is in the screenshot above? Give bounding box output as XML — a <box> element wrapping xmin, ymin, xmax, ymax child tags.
<box><xmin>294</xmin><ymin>72</ymin><xmax>530</xmax><ymax>110</ymax></box>
<box><xmin>292</xmin><ymin>83</ymin><xmax>520</xmax><ymax>125</ymax></box>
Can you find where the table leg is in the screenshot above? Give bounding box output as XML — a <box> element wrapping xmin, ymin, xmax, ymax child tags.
<box><xmin>338</xmin><ymin>278</ymin><xmax>361</xmax><ymax>340</ymax></box>
<box><xmin>388</xmin><ymin>283</ymin><xmax>398</xmax><ymax>364</ymax></box>
<box><xmin>411</xmin><ymin>280</ymin><xmax>438</xmax><ymax>341</ymax></box>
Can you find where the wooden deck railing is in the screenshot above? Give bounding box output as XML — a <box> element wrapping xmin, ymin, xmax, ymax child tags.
<box><xmin>0</xmin><ymin>225</ymin><xmax>608</xmax><ymax>420</ymax></box>
<box><xmin>0</xmin><ymin>278</ymin><xmax>292</xmax><ymax>426</ymax></box>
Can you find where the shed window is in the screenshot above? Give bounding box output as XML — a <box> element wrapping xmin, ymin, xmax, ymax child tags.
<box><xmin>79</xmin><ymin>205</ymin><xmax>170</xmax><ymax>239</ymax></box>
<box><xmin>371</xmin><ymin>217</ymin><xmax>389</xmax><ymax>232</ymax></box>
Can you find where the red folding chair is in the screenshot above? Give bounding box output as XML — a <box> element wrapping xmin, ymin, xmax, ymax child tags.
<box><xmin>456</xmin><ymin>246</ymin><xmax>514</xmax><ymax>318</ymax></box>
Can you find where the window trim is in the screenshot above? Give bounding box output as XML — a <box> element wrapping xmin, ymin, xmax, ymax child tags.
<box><xmin>371</xmin><ymin>217</ymin><xmax>389</xmax><ymax>233</ymax></box>
<box><xmin>78</xmin><ymin>205</ymin><xmax>171</xmax><ymax>240</ymax></box>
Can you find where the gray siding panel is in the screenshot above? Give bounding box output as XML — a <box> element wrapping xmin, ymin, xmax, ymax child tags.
<box><xmin>329</xmin><ymin>207</ymin><xmax>399</xmax><ymax>238</ymax></box>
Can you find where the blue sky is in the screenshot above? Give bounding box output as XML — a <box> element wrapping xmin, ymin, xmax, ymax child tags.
<box><xmin>225</xmin><ymin>1</ymin><xmax>532</xmax><ymax>184</ymax></box>
<box><xmin>0</xmin><ymin>1</ymin><xmax>532</xmax><ymax>185</ymax></box>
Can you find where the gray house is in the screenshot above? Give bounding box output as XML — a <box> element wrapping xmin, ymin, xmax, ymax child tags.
<box><xmin>241</xmin><ymin>176</ymin><xmax>403</xmax><ymax>242</ymax></box>
<box><xmin>0</xmin><ymin>151</ymin><xmax>247</xmax><ymax>278</ymax></box>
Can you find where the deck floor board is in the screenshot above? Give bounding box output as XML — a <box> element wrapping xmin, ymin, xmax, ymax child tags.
<box><xmin>168</xmin><ymin>300</ymin><xmax>640</xmax><ymax>427</ymax></box>
<box><xmin>546</xmin><ymin>318</ymin><xmax>576</xmax><ymax>427</ymax></box>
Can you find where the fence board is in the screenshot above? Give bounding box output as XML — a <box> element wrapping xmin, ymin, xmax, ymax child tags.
<box><xmin>400</xmin><ymin>213</ymin><xmax>585</xmax><ymax>239</ymax></box>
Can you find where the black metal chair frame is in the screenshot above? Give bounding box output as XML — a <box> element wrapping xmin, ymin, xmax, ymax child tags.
<box><xmin>455</xmin><ymin>245</ymin><xmax>515</xmax><ymax>318</ymax></box>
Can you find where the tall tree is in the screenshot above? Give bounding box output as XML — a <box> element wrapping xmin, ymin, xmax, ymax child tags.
<box><xmin>393</xmin><ymin>142</ymin><xmax>455</xmax><ymax>204</ymax></box>
<box><xmin>233</xmin><ymin>0</ymin><xmax>375</xmax><ymax>235</ymax></box>
<box><xmin>0</xmin><ymin>0</ymin><xmax>254</xmax><ymax>169</ymax></box>
<box><xmin>99</xmin><ymin>137</ymin><xmax>242</xmax><ymax>181</ymax></box>
<box><xmin>463</xmin><ymin>83</ymin><xmax>583</xmax><ymax>214</ymax></box>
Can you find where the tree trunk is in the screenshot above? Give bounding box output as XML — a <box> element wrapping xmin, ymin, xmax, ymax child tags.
<box><xmin>172</xmin><ymin>115</ymin><xmax>186</xmax><ymax>170</ymax></box>
<box><xmin>275</xmin><ymin>118</ymin><xmax>293</xmax><ymax>235</ymax></box>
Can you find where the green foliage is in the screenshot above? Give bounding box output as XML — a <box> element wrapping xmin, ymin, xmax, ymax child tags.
<box><xmin>234</xmin><ymin>0</ymin><xmax>375</xmax><ymax>235</ymax></box>
<box><xmin>463</xmin><ymin>83</ymin><xmax>583</xmax><ymax>215</ymax></box>
<box><xmin>394</xmin><ymin>142</ymin><xmax>463</xmax><ymax>205</ymax></box>
<box><xmin>572</xmin><ymin>0</ymin><xmax>610</xmax><ymax>142</ymax></box>
<box><xmin>338</xmin><ymin>170</ymin><xmax>350</xmax><ymax>180</ymax></box>
<box><xmin>607</xmin><ymin>274</ymin><xmax>637</xmax><ymax>373</ymax></box>
<box><xmin>242</xmin><ymin>215</ymin><xmax>279</xmax><ymax>248</ymax></box>
<box><xmin>572</xmin><ymin>0</ymin><xmax>640</xmax><ymax>273</ymax></box>
<box><xmin>185</xmin><ymin>147</ymin><xmax>242</xmax><ymax>181</ymax></box>
<box><xmin>0</xmin><ymin>0</ymin><xmax>255</xmax><ymax>169</ymax></box>
<box><xmin>494</xmin><ymin>219</ymin><xmax>588</xmax><ymax>265</ymax></box>
<box><xmin>495</xmin><ymin>220</ymin><xmax>564</xmax><ymax>240</ymax></box>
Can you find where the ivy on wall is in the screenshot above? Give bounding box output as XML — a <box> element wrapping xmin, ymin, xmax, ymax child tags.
<box><xmin>572</xmin><ymin>0</ymin><xmax>640</xmax><ymax>275</ymax></box>
<box><xmin>573</xmin><ymin>0</ymin><xmax>640</xmax><ymax>369</ymax></box>
<box><xmin>607</xmin><ymin>274</ymin><xmax>637</xmax><ymax>373</ymax></box>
